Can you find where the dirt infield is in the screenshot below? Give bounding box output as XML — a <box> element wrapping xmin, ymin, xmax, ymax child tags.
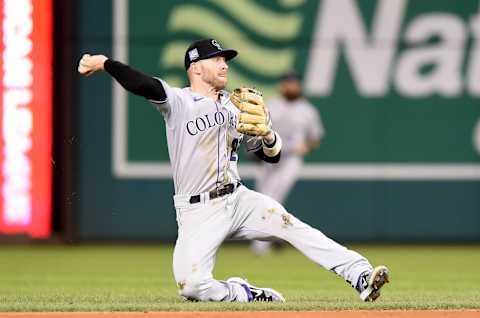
<box><xmin>1</xmin><ymin>311</ymin><xmax>479</xmax><ymax>318</ymax></box>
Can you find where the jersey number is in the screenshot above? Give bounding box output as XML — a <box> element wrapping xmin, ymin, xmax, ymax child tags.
<box><xmin>230</xmin><ymin>138</ymin><xmax>239</xmax><ymax>161</ymax></box>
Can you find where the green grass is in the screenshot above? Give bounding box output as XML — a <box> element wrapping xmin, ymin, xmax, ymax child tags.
<box><xmin>1</xmin><ymin>244</ymin><xmax>479</xmax><ymax>311</ymax></box>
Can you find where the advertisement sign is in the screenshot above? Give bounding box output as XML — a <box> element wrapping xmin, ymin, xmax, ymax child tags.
<box><xmin>0</xmin><ymin>0</ymin><xmax>52</xmax><ymax>238</ymax></box>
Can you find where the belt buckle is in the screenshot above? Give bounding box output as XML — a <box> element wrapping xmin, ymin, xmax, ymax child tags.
<box><xmin>210</xmin><ymin>187</ymin><xmax>221</xmax><ymax>199</ymax></box>
<box><xmin>222</xmin><ymin>183</ymin><xmax>233</xmax><ymax>194</ymax></box>
<box><xmin>210</xmin><ymin>183</ymin><xmax>237</xmax><ymax>200</ymax></box>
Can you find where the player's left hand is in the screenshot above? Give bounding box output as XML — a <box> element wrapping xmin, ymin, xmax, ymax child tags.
<box><xmin>230</xmin><ymin>87</ymin><xmax>272</xmax><ymax>136</ymax></box>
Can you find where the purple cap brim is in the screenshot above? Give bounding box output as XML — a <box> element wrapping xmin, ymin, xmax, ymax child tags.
<box><xmin>202</xmin><ymin>49</ymin><xmax>238</xmax><ymax>62</ymax></box>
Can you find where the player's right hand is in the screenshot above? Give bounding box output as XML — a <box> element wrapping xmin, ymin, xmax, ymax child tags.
<box><xmin>77</xmin><ymin>54</ymin><xmax>108</xmax><ymax>76</ymax></box>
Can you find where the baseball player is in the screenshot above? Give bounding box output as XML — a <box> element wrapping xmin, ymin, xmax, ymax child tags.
<box><xmin>251</xmin><ymin>71</ymin><xmax>325</xmax><ymax>256</ymax></box>
<box><xmin>77</xmin><ymin>38</ymin><xmax>389</xmax><ymax>303</ymax></box>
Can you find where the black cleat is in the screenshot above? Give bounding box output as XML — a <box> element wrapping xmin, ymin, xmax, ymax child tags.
<box><xmin>227</xmin><ymin>277</ymin><xmax>285</xmax><ymax>302</ymax></box>
<box><xmin>358</xmin><ymin>265</ymin><xmax>390</xmax><ymax>302</ymax></box>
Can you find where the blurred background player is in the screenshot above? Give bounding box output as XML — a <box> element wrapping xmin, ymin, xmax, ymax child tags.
<box><xmin>251</xmin><ymin>71</ymin><xmax>325</xmax><ymax>256</ymax></box>
<box><xmin>474</xmin><ymin>118</ymin><xmax>480</xmax><ymax>156</ymax></box>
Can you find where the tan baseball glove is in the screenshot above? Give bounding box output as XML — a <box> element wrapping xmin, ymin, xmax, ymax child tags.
<box><xmin>230</xmin><ymin>87</ymin><xmax>271</xmax><ymax>136</ymax></box>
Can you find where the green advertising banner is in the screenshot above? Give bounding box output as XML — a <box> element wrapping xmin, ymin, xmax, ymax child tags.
<box><xmin>74</xmin><ymin>0</ymin><xmax>480</xmax><ymax>241</ymax></box>
<box><xmin>112</xmin><ymin>0</ymin><xmax>480</xmax><ymax>180</ymax></box>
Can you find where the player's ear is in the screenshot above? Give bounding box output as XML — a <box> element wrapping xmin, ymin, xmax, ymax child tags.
<box><xmin>191</xmin><ymin>62</ymin><xmax>202</xmax><ymax>75</ymax></box>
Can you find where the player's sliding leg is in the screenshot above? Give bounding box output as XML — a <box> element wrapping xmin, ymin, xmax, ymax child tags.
<box><xmin>173</xmin><ymin>198</ymin><xmax>249</xmax><ymax>302</ymax></box>
<box><xmin>172</xmin><ymin>194</ymin><xmax>284</xmax><ymax>302</ymax></box>
<box><xmin>235</xmin><ymin>187</ymin><xmax>390</xmax><ymax>301</ymax></box>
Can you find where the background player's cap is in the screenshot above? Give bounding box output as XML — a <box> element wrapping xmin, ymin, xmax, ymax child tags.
<box><xmin>280</xmin><ymin>70</ymin><xmax>301</xmax><ymax>82</ymax></box>
<box><xmin>184</xmin><ymin>38</ymin><xmax>238</xmax><ymax>70</ymax></box>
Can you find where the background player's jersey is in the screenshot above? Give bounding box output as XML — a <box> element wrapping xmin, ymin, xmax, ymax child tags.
<box><xmin>268</xmin><ymin>96</ymin><xmax>324</xmax><ymax>157</ymax></box>
<box><xmin>150</xmin><ymin>79</ymin><xmax>244</xmax><ymax>195</ymax></box>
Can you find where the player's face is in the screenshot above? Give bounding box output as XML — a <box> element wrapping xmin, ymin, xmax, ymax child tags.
<box><xmin>280</xmin><ymin>79</ymin><xmax>301</xmax><ymax>101</ymax></box>
<box><xmin>199</xmin><ymin>56</ymin><xmax>228</xmax><ymax>90</ymax></box>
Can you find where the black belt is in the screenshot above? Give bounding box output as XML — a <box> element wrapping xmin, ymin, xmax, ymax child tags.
<box><xmin>189</xmin><ymin>182</ymin><xmax>241</xmax><ymax>204</ymax></box>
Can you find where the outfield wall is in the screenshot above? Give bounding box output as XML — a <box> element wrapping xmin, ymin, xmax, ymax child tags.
<box><xmin>73</xmin><ymin>0</ymin><xmax>480</xmax><ymax>241</ymax></box>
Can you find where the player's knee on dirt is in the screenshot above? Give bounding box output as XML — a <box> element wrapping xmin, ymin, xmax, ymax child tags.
<box><xmin>177</xmin><ymin>277</ymin><xmax>202</xmax><ymax>300</ymax></box>
<box><xmin>177</xmin><ymin>276</ymin><xmax>220</xmax><ymax>302</ymax></box>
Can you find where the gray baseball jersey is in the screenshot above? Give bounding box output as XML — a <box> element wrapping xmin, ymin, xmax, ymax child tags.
<box><xmin>150</xmin><ymin>79</ymin><xmax>249</xmax><ymax>195</ymax></box>
<box><xmin>268</xmin><ymin>96</ymin><xmax>324</xmax><ymax>156</ymax></box>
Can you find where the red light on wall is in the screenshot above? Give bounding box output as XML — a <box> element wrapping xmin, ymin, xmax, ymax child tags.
<box><xmin>0</xmin><ymin>0</ymin><xmax>52</xmax><ymax>238</ymax></box>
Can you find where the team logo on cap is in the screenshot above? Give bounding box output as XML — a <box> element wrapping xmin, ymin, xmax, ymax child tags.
<box><xmin>189</xmin><ymin>48</ymin><xmax>199</xmax><ymax>61</ymax></box>
<box><xmin>211</xmin><ymin>39</ymin><xmax>222</xmax><ymax>50</ymax></box>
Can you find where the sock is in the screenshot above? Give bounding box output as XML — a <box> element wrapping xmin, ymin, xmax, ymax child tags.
<box><xmin>355</xmin><ymin>270</ymin><xmax>370</xmax><ymax>293</ymax></box>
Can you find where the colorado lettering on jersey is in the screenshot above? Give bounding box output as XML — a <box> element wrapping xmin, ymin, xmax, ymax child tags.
<box><xmin>228</xmin><ymin>111</ymin><xmax>238</xmax><ymax>130</ymax></box>
<box><xmin>186</xmin><ymin>111</ymin><xmax>226</xmax><ymax>136</ymax></box>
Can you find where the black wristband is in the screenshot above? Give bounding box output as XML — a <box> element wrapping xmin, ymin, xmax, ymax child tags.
<box><xmin>263</xmin><ymin>133</ymin><xmax>277</xmax><ymax>148</ymax></box>
<box><xmin>103</xmin><ymin>58</ymin><xmax>118</xmax><ymax>73</ymax></box>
